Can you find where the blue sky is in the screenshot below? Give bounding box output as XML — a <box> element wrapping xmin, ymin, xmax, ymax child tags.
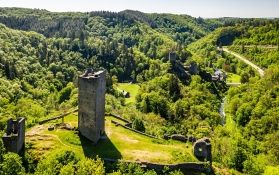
<box><xmin>0</xmin><ymin>0</ymin><xmax>278</xmax><ymax>18</ymax></box>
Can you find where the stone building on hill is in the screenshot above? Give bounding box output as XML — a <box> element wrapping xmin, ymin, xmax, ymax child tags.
<box><xmin>78</xmin><ymin>69</ymin><xmax>106</xmax><ymax>143</ymax></box>
<box><xmin>212</xmin><ymin>69</ymin><xmax>227</xmax><ymax>82</ymax></box>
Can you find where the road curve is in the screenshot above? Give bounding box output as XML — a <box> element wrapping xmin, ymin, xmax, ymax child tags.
<box><xmin>222</xmin><ymin>47</ymin><xmax>265</xmax><ymax>77</ymax></box>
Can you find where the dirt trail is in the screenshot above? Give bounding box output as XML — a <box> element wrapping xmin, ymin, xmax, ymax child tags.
<box><xmin>26</xmin><ymin>125</ymin><xmax>46</xmax><ymax>136</ymax></box>
<box><xmin>223</xmin><ymin>47</ymin><xmax>265</xmax><ymax>77</ymax></box>
<box><xmin>26</xmin><ymin>124</ymin><xmax>79</xmax><ymax>150</ymax></box>
<box><xmin>243</xmin><ymin>45</ymin><xmax>278</xmax><ymax>49</ymax></box>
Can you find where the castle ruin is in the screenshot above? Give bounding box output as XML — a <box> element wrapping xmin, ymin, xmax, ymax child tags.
<box><xmin>2</xmin><ymin>118</ymin><xmax>25</xmax><ymax>153</ymax></box>
<box><xmin>78</xmin><ymin>69</ymin><xmax>106</xmax><ymax>143</ymax></box>
<box><xmin>193</xmin><ymin>137</ymin><xmax>212</xmax><ymax>162</ymax></box>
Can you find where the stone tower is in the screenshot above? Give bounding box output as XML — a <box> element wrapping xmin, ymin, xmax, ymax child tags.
<box><xmin>78</xmin><ymin>69</ymin><xmax>106</xmax><ymax>143</ymax></box>
<box><xmin>193</xmin><ymin>137</ymin><xmax>212</xmax><ymax>163</ymax></box>
<box><xmin>2</xmin><ymin>118</ymin><xmax>25</xmax><ymax>154</ymax></box>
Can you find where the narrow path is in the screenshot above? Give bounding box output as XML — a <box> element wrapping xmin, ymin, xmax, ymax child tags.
<box><xmin>44</xmin><ymin>133</ymin><xmax>80</xmax><ymax>150</ymax></box>
<box><xmin>26</xmin><ymin>125</ymin><xmax>79</xmax><ymax>150</ymax></box>
<box><xmin>243</xmin><ymin>45</ymin><xmax>278</xmax><ymax>49</ymax></box>
<box><xmin>222</xmin><ymin>47</ymin><xmax>265</xmax><ymax>77</ymax></box>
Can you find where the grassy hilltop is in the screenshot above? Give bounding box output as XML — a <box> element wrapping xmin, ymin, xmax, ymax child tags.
<box><xmin>27</xmin><ymin>114</ymin><xmax>197</xmax><ymax>164</ymax></box>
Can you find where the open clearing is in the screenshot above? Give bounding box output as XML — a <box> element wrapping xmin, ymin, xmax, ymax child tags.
<box><xmin>26</xmin><ymin>114</ymin><xmax>198</xmax><ymax>164</ymax></box>
<box><xmin>226</xmin><ymin>72</ymin><xmax>241</xmax><ymax>83</ymax></box>
<box><xmin>115</xmin><ymin>83</ymin><xmax>140</xmax><ymax>104</ymax></box>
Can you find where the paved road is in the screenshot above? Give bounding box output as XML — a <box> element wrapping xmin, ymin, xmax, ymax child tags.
<box><xmin>223</xmin><ymin>47</ymin><xmax>265</xmax><ymax>77</ymax></box>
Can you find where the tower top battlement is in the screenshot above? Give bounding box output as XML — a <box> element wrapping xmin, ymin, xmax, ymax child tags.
<box><xmin>80</xmin><ymin>69</ymin><xmax>105</xmax><ymax>79</ymax></box>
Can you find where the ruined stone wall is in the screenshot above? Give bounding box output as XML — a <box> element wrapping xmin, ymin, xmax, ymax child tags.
<box><xmin>39</xmin><ymin>109</ymin><xmax>78</xmax><ymax>124</ymax></box>
<box><xmin>193</xmin><ymin>137</ymin><xmax>212</xmax><ymax>162</ymax></box>
<box><xmin>144</xmin><ymin>162</ymin><xmax>210</xmax><ymax>173</ymax></box>
<box><xmin>103</xmin><ymin>159</ymin><xmax>211</xmax><ymax>174</ymax></box>
<box><xmin>110</xmin><ymin>120</ymin><xmax>158</xmax><ymax>139</ymax></box>
<box><xmin>78</xmin><ymin>70</ymin><xmax>106</xmax><ymax>143</ymax></box>
<box><xmin>2</xmin><ymin>118</ymin><xmax>25</xmax><ymax>153</ymax></box>
<box><xmin>108</xmin><ymin>113</ymin><xmax>131</xmax><ymax>123</ymax></box>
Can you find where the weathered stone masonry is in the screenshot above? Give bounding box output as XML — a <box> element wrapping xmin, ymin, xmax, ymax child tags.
<box><xmin>193</xmin><ymin>137</ymin><xmax>212</xmax><ymax>162</ymax></box>
<box><xmin>2</xmin><ymin>118</ymin><xmax>25</xmax><ymax>153</ymax></box>
<box><xmin>78</xmin><ymin>69</ymin><xmax>106</xmax><ymax>143</ymax></box>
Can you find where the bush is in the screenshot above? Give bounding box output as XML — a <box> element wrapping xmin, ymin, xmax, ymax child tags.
<box><xmin>35</xmin><ymin>151</ymin><xmax>79</xmax><ymax>175</ymax></box>
<box><xmin>263</xmin><ymin>166</ymin><xmax>279</xmax><ymax>175</ymax></box>
<box><xmin>0</xmin><ymin>139</ymin><xmax>5</xmax><ymax>162</ymax></box>
<box><xmin>0</xmin><ymin>152</ymin><xmax>25</xmax><ymax>175</ymax></box>
<box><xmin>60</xmin><ymin>163</ymin><xmax>75</xmax><ymax>175</ymax></box>
<box><xmin>76</xmin><ymin>157</ymin><xmax>105</xmax><ymax>175</ymax></box>
<box><xmin>132</xmin><ymin>118</ymin><xmax>145</xmax><ymax>132</ymax></box>
<box><xmin>58</xmin><ymin>83</ymin><xmax>74</xmax><ymax>104</ymax></box>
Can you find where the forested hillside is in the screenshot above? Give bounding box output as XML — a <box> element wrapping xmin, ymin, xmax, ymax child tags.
<box><xmin>220</xmin><ymin>22</ymin><xmax>279</xmax><ymax>174</ymax></box>
<box><xmin>0</xmin><ymin>7</ymin><xmax>223</xmax><ymax>130</ymax></box>
<box><xmin>0</xmin><ymin>8</ymin><xmax>220</xmax><ymax>45</ymax></box>
<box><xmin>0</xmin><ymin>7</ymin><xmax>278</xmax><ymax>175</ymax></box>
<box><xmin>188</xmin><ymin>18</ymin><xmax>279</xmax><ymax>174</ymax></box>
<box><xmin>229</xmin><ymin>22</ymin><xmax>279</xmax><ymax>68</ymax></box>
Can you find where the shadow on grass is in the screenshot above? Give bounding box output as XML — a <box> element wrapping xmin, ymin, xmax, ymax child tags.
<box><xmin>79</xmin><ymin>133</ymin><xmax>122</xmax><ymax>160</ymax></box>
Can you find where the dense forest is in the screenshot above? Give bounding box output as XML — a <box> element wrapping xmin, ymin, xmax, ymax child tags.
<box><xmin>188</xmin><ymin>20</ymin><xmax>279</xmax><ymax>174</ymax></box>
<box><xmin>0</xmin><ymin>7</ymin><xmax>278</xmax><ymax>175</ymax></box>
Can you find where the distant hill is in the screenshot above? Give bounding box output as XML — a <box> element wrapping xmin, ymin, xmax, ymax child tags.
<box><xmin>0</xmin><ymin>7</ymin><xmax>221</xmax><ymax>45</ymax></box>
